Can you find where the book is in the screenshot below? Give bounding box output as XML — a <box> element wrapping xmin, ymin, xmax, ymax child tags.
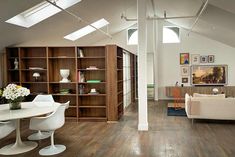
<box><xmin>86</xmin><ymin>80</ymin><xmax>101</xmax><ymax>83</ymax></box>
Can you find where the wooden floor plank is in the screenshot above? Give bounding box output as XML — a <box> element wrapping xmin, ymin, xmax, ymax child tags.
<box><xmin>0</xmin><ymin>100</ymin><xmax>235</xmax><ymax>157</ymax></box>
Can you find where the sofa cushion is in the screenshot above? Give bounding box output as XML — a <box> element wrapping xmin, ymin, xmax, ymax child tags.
<box><xmin>193</xmin><ymin>93</ymin><xmax>225</xmax><ymax>98</ymax></box>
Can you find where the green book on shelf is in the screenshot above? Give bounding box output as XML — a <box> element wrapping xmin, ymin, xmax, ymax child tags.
<box><xmin>86</xmin><ymin>80</ymin><xmax>101</xmax><ymax>83</ymax></box>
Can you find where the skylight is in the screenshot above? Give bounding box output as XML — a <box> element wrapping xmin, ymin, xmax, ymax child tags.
<box><xmin>5</xmin><ymin>0</ymin><xmax>81</xmax><ymax>28</ymax></box>
<box><xmin>163</xmin><ymin>26</ymin><xmax>180</xmax><ymax>43</ymax></box>
<box><xmin>64</xmin><ymin>18</ymin><xmax>109</xmax><ymax>41</ymax></box>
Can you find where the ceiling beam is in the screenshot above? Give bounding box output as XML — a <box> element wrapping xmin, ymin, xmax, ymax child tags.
<box><xmin>188</xmin><ymin>0</ymin><xmax>209</xmax><ymax>35</ymax></box>
<box><xmin>45</xmin><ymin>0</ymin><xmax>112</xmax><ymax>39</ymax></box>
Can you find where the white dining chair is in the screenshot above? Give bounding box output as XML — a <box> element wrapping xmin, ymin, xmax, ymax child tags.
<box><xmin>0</xmin><ymin>120</ymin><xmax>16</xmax><ymax>139</ymax></box>
<box><xmin>30</xmin><ymin>101</ymin><xmax>70</xmax><ymax>156</ymax></box>
<box><xmin>28</xmin><ymin>94</ymin><xmax>54</xmax><ymax>141</ymax></box>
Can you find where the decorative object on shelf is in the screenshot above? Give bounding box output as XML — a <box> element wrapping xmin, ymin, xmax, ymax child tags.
<box><xmin>33</xmin><ymin>72</ymin><xmax>40</xmax><ymax>82</ymax></box>
<box><xmin>79</xmin><ymin>49</ymin><xmax>84</xmax><ymax>57</ymax></box>
<box><xmin>200</xmin><ymin>55</ymin><xmax>208</xmax><ymax>63</ymax></box>
<box><xmin>212</xmin><ymin>88</ymin><xmax>219</xmax><ymax>95</ymax></box>
<box><xmin>79</xmin><ymin>85</ymin><xmax>85</xmax><ymax>94</ymax></box>
<box><xmin>86</xmin><ymin>66</ymin><xmax>98</xmax><ymax>70</ymax></box>
<box><xmin>60</xmin><ymin>69</ymin><xmax>71</xmax><ymax>83</ymax></box>
<box><xmin>89</xmin><ymin>88</ymin><xmax>99</xmax><ymax>94</ymax></box>
<box><xmin>182</xmin><ymin>77</ymin><xmax>188</xmax><ymax>83</ymax></box>
<box><xmin>208</xmin><ymin>55</ymin><xmax>215</xmax><ymax>63</ymax></box>
<box><xmin>191</xmin><ymin>54</ymin><xmax>200</xmax><ymax>65</ymax></box>
<box><xmin>80</xmin><ymin>72</ymin><xmax>85</xmax><ymax>82</ymax></box>
<box><xmin>14</xmin><ymin>58</ymin><xmax>19</xmax><ymax>69</ymax></box>
<box><xmin>181</xmin><ymin>66</ymin><xmax>190</xmax><ymax>76</ymax></box>
<box><xmin>2</xmin><ymin>84</ymin><xmax>30</xmax><ymax>110</ymax></box>
<box><xmin>59</xmin><ymin>88</ymin><xmax>70</xmax><ymax>94</ymax></box>
<box><xmin>175</xmin><ymin>81</ymin><xmax>179</xmax><ymax>86</ymax></box>
<box><xmin>180</xmin><ymin>53</ymin><xmax>189</xmax><ymax>65</ymax></box>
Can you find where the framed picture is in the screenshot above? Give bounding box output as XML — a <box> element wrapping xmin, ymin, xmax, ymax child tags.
<box><xmin>182</xmin><ymin>77</ymin><xmax>188</xmax><ymax>83</ymax></box>
<box><xmin>200</xmin><ymin>56</ymin><xmax>208</xmax><ymax>63</ymax></box>
<box><xmin>181</xmin><ymin>66</ymin><xmax>190</xmax><ymax>76</ymax></box>
<box><xmin>180</xmin><ymin>53</ymin><xmax>189</xmax><ymax>65</ymax></box>
<box><xmin>191</xmin><ymin>54</ymin><xmax>200</xmax><ymax>65</ymax></box>
<box><xmin>208</xmin><ymin>55</ymin><xmax>215</xmax><ymax>63</ymax></box>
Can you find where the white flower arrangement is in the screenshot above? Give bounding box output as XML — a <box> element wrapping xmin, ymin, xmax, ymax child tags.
<box><xmin>2</xmin><ymin>84</ymin><xmax>30</xmax><ymax>103</ymax></box>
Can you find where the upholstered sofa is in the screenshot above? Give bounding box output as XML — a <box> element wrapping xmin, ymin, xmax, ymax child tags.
<box><xmin>185</xmin><ymin>93</ymin><xmax>235</xmax><ymax>120</ymax></box>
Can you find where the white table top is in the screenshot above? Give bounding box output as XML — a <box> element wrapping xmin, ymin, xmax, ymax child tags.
<box><xmin>0</xmin><ymin>102</ymin><xmax>60</xmax><ymax>121</ymax></box>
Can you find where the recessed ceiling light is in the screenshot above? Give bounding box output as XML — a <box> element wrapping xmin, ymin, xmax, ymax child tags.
<box><xmin>64</xmin><ymin>18</ymin><xmax>109</xmax><ymax>41</ymax></box>
<box><xmin>5</xmin><ymin>0</ymin><xmax>81</xmax><ymax>28</ymax></box>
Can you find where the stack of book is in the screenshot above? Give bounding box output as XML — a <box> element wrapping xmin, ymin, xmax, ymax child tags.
<box><xmin>86</xmin><ymin>80</ymin><xmax>101</xmax><ymax>83</ymax></box>
<box><xmin>59</xmin><ymin>89</ymin><xmax>70</xmax><ymax>94</ymax></box>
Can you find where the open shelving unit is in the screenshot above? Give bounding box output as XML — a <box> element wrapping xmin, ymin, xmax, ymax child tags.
<box><xmin>6</xmin><ymin>45</ymin><xmax>137</xmax><ymax>122</ymax></box>
<box><xmin>77</xmin><ymin>46</ymin><xmax>107</xmax><ymax>121</ymax></box>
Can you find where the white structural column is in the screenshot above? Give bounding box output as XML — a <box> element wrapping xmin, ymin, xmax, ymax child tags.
<box><xmin>154</xmin><ymin>20</ymin><xmax>159</xmax><ymax>100</ymax></box>
<box><xmin>137</xmin><ymin>0</ymin><xmax>148</xmax><ymax>131</ymax></box>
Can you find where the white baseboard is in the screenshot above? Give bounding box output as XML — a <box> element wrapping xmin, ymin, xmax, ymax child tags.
<box><xmin>138</xmin><ymin>123</ymin><xmax>149</xmax><ymax>131</ymax></box>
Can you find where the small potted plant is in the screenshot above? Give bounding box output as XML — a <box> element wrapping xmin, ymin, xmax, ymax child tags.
<box><xmin>2</xmin><ymin>84</ymin><xmax>30</xmax><ymax>110</ymax></box>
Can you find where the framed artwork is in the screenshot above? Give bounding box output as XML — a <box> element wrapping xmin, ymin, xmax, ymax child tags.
<box><xmin>181</xmin><ymin>66</ymin><xmax>190</xmax><ymax>76</ymax></box>
<box><xmin>182</xmin><ymin>77</ymin><xmax>188</xmax><ymax>83</ymax></box>
<box><xmin>180</xmin><ymin>53</ymin><xmax>189</xmax><ymax>65</ymax></box>
<box><xmin>208</xmin><ymin>55</ymin><xmax>215</xmax><ymax>63</ymax></box>
<box><xmin>191</xmin><ymin>54</ymin><xmax>200</xmax><ymax>65</ymax></box>
<box><xmin>200</xmin><ymin>56</ymin><xmax>208</xmax><ymax>63</ymax></box>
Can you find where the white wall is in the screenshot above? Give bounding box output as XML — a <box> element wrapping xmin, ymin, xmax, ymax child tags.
<box><xmin>157</xmin><ymin>21</ymin><xmax>235</xmax><ymax>99</ymax></box>
<box><xmin>96</xmin><ymin>20</ymin><xmax>235</xmax><ymax>100</ymax></box>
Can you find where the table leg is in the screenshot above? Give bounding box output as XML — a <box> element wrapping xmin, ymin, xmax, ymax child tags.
<box><xmin>0</xmin><ymin>119</ymin><xmax>38</xmax><ymax>155</ymax></box>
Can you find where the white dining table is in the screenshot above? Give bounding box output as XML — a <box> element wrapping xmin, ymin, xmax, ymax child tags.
<box><xmin>0</xmin><ymin>102</ymin><xmax>60</xmax><ymax>155</ymax></box>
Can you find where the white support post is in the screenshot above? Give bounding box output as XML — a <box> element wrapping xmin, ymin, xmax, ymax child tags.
<box><xmin>154</xmin><ymin>20</ymin><xmax>159</xmax><ymax>101</ymax></box>
<box><xmin>137</xmin><ymin>0</ymin><xmax>148</xmax><ymax>131</ymax></box>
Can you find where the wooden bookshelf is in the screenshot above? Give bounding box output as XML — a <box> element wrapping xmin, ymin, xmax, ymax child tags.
<box><xmin>77</xmin><ymin>46</ymin><xmax>107</xmax><ymax>121</ymax></box>
<box><xmin>6</xmin><ymin>45</ymin><xmax>137</xmax><ymax>122</ymax></box>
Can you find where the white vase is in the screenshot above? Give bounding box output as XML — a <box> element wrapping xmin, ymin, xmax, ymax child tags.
<box><xmin>60</xmin><ymin>69</ymin><xmax>70</xmax><ymax>83</ymax></box>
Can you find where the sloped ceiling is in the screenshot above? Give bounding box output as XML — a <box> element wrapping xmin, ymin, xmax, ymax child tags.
<box><xmin>149</xmin><ymin>0</ymin><xmax>235</xmax><ymax>48</ymax></box>
<box><xmin>0</xmin><ymin>0</ymin><xmax>137</xmax><ymax>51</ymax></box>
<box><xmin>0</xmin><ymin>0</ymin><xmax>235</xmax><ymax>52</ymax></box>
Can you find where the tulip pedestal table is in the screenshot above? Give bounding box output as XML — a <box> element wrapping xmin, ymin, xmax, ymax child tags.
<box><xmin>0</xmin><ymin>102</ymin><xmax>60</xmax><ymax>155</ymax></box>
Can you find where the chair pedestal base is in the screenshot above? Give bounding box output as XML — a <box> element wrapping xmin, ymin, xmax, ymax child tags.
<box><xmin>0</xmin><ymin>140</ymin><xmax>37</xmax><ymax>155</ymax></box>
<box><xmin>39</xmin><ymin>145</ymin><xmax>66</xmax><ymax>156</ymax></box>
<box><xmin>28</xmin><ymin>131</ymin><xmax>51</xmax><ymax>140</ymax></box>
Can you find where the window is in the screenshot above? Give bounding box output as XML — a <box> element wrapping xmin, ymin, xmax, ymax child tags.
<box><xmin>5</xmin><ymin>0</ymin><xmax>81</xmax><ymax>28</ymax></box>
<box><xmin>127</xmin><ymin>28</ymin><xmax>138</xmax><ymax>45</ymax></box>
<box><xmin>64</xmin><ymin>18</ymin><xmax>109</xmax><ymax>41</ymax></box>
<box><xmin>163</xmin><ymin>26</ymin><xmax>180</xmax><ymax>43</ymax></box>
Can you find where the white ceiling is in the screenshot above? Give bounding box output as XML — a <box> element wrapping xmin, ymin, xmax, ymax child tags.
<box><xmin>0</xmin><ymin>0</ymin><xmax>235</xmax><ymax>51</ymax></box>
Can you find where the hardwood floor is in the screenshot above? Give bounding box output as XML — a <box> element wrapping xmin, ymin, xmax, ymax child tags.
<box><xmin>1</xmin><ymin>100</ymin><xmax>235</xmax><ymax>157</ymax></box>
